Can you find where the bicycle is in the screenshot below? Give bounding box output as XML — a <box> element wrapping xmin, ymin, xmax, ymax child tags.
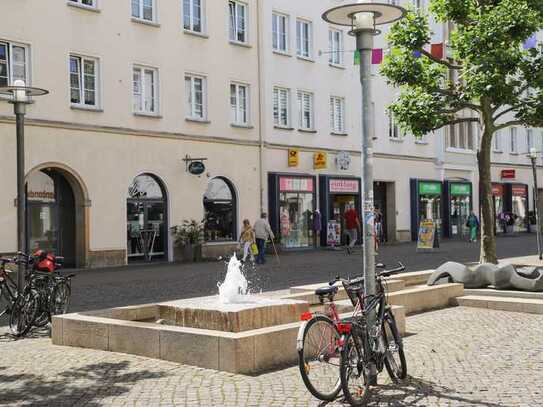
<box><xmin>0</xmin><ymin>257</ymin><xmax>18</xmax><ymax>318</ymax></box>
<box><xmin>338</xmin><ymin>262</ymin><xmax>407</xmax><ymax>406</ymax></box>
<box><xmin>297</xmin><ymin>263</ymin><xmax>388</xmax><ymax>401</ymax></box>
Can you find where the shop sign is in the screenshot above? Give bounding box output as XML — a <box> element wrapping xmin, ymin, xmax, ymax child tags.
<box><xmin>188</xmin><ymin>161</ymin><xmax>206</xmax><ymax>175</ymax></box>
<box><xmin>512</xmin><ymin>185</ymin><xmax>527</xmax><ymax>196</ymax></box>
<box><xmin>313</xmin><ymin>152</ymin><xmax>327</xmax><ymax>169</ymax></box>
<box><xmin>492</xmin><ymin>183</ymin><xmax>504</xmax><ymax>196</ymax></box>
<box><xmin>336</xmin><ymin>151</ymin><xmax>351</xmax><ymax>170</ymax></box>
<box><xmin>419</xmin><ymin>182</ymin><xmax>441</xmax><ymax>195</ymax></box>
<box><xmin>288</xmin><ymin>149</ymin><xmax>299</xmax><ymax>167</ymax></box>
<box><xmin>279</xmin><ymin>177</ymin><xmax>314</xmax><ymax>192</ymax></box>
<box><xmin>329</xmin><ymin>179</ymin><xmax>359</xmax><ymax>194</ymax></box>
<box><xmin>501</xmin><ymin>169</ymin><xmax>516</xmax><ymax>179</ymax></box>
<box><xmin>450</xmin><ymin>183</ymin><xmax>471</xmax><ymax>196</ymax></box>
<box><xmin>327</xmin><ymin>220</ymin><xmax>341</xmax><ymax>246</ymax></box>
<box><xmin>417</xmin><ymin>219</ymin><xmax>436</xmax><ymax>250</ymax></box>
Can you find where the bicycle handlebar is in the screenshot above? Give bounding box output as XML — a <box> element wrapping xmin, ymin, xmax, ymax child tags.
<box><xmin>329</xmin><ymin>262</ymin><xmax>406</xmax><ymax>285</ymax></box>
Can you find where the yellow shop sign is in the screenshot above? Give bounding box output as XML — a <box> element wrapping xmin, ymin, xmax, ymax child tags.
<box><xmin>288</xmin><ymin>149</ymin><xmax>299</xmax><ymax>167</ymax></box>
<box><xmin>314</xmin><ymin>152</ymin><xmax>327</xmax><ymax>169</ymax></box>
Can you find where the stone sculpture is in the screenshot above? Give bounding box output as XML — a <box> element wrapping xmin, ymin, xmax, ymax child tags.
<box><xmin>427</xmin><ymin>261</ymin><xmax>543</xmax><ymax>292</ymax></box>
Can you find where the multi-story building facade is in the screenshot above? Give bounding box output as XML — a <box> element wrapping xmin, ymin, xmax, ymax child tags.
<box><xmin>0</xmin><ymin>0</ymin><xmax>541</xmax><ymax>268</ymax></box>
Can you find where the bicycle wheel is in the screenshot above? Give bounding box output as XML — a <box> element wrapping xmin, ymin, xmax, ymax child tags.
<box><xmin>51</xmin><ymin>280</ymin><xmax>71</xmax><ymax>315</ymax></box>
<box><xmin>0</xmin><ymin>282</ymin><xmax>15</xmax><ymax>318</ymax></box>
<box><xmin>383</xmin><ymin>312</ymin><xmax>407</xmax><ymax>382</ymax></box>
<box><xmin>9</xmin><ymin>289</ymin><xmax>38</xmax><ymax>337</ymax></box>
<box><xmin>340</xmin><ymin>333</ymin><xmax>371</xmax><ymax>406</ymax></box>
<box><xmin>298</xmin><ymin>315</ymin><xmax>342</xmax><ymax>401</ymax></box>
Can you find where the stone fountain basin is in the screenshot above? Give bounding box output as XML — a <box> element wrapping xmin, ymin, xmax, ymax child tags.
<box><xmin>52</xmin><ymin>296</ymin><xmax>309</xmax><ymax>375</ymax></box>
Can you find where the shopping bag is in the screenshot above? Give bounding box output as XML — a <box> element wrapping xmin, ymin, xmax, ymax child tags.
<box><xmin>250</xmin><ymin>243</ymin><xmax>259</xmax><ymax>256</ymax></box>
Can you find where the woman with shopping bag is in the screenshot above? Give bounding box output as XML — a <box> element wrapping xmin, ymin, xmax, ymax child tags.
<box><xmin>239</xmin><ymin>219</ymin><xmax>257</xmax><ymax>263</ymax></box>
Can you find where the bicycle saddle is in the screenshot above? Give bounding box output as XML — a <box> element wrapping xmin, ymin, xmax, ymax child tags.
<box><xmin>315</xmin><ymin>286</ymin><xmax>339</xmax><ymax>296</ymax></box>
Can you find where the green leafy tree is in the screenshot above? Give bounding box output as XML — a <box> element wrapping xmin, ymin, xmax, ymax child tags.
<box><xmin>381</xmin><ymin>0</ymin><xmax>543</xmax><ymax>263</ymax></box>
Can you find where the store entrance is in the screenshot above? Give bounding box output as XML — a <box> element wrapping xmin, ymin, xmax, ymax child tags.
<box><xmin>450</xmin><ymin>195</ymin><xmax>470</xmax><ymax>238</ymax></box>
<box><xmin>330</xmin><ymin>195</ymin><xmax>356</xmax><ymax>245</ymax></box>
<box><xmin>26</xmin><ymin>169</ymin><xmax>77</xmax><ymax>267</ymax></box>
<box><xmin>374</xmin><ymin>182</ymin><xmax>388</xmax><ymax>243</ymax></box>
<box><xmin>127</xmin><ymin>174</ymin><xmax>168</xmax><ymax>262</ymax></box>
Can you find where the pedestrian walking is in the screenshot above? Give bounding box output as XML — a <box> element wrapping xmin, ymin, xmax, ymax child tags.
<box><xmin>254</xmin><ymin>213</ymin><xmax>275</xmax><ymax>264</ymax></box>
<box><xmin>466</xmin><ymin>211</ymin><xmax>480</xmax><ymax>242</ymax></box>
<box><xmin>344</xmin><ymin>204</ymin><xmax>360</xmax><ymax>255</ymax></box>
<box><xmin>239</xmin><ymin>219</ymin><xmax>256</xmax><ymax>263</ymax></box>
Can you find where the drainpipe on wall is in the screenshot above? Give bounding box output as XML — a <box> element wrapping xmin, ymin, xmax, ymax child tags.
<box><xmin>256</xmin><ymin>0</ymin><xmax>265</xmax><ymax>215</ymax></box>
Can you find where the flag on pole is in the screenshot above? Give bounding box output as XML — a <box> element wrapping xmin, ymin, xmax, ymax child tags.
<box><xmin>430</xmin><ymin>43</ymin><xmax>444</xmax><ymax>59</ymax></box>
<box><xmin>372</xmin><ymin>48</ymin><xmax>383</xmax><ymax>64</ymax></box>
<box><xmin>354</xmin><ymin>49</ymin><xmax>360</xmax><ymax>65</ymax></box>
<box><xmin>524</xmin><ymin>34</ymin><xmax>537</xmax><ymax>50</ymax></box>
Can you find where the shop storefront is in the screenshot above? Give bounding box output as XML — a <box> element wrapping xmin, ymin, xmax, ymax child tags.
<box><xmin>268</xmin><ymin>173</ymin><xmax>317</xmax><ymax>249</ymax></box>
<box><xmin>410</xmin><ymin>179</ymin><xmax>443</xmax><ymax>241</ymax></box>
<box><xmin>444</xmin><ymin>181</ymin><xmax>472</xmax><ymax>239</ymax></box>
<box><xmin>318</xmin><ymin>175</ymin><xmax>362</xmax><ymax>246</ymax></box>
<box><xmin>506</xmin><ymin>183</ymin><xmax>529</xmax><ymax>232</ymax></box>
<box><xmin>492</xmin><ymin>183</ymin><xmax>505</xmax><ymax>234</ymax></box>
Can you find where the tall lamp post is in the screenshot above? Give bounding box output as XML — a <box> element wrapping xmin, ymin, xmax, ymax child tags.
<box><xmin>0</xmin><ymin>80</ymin><xmax>49</xmax><ymax>293</ymax></box>
<box><xmin>322</xmin><ymin>1</ymin><xmax>405</xmax><ymax>383</ymax></box>
<box><xmin>529</xmin><ymin>147</ymin><xmax>542</xmax><ymax>260</ymax></box>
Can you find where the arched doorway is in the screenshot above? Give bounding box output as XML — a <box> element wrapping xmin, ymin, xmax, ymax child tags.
<box><xmin>127</xmin><ymin>174</ymin><xmax>168</xmax><ymax>262</ymax></box>
<box><xmin>203</xmin><ymin>177</ymin><xmax>237</xmax><ymax>242</ymax></box>
<box><xmin>26</xmin><ymin>168</ymin><xmax>84</xmax><ymax>268</ymax></box>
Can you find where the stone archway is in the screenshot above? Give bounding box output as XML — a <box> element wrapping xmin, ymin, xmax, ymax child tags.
<box><xmin>26</xmin><ymin>163</ymin><xmax>89</xmax><ymax>268</ymax></box>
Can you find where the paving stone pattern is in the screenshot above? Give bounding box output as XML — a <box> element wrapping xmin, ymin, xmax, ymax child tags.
<box><xmin>1</xmin><ymin>306</ymin><xmax>542</xmax><ymax>406</ymax></box>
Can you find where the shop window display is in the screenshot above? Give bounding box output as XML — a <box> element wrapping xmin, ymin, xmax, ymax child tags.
<box><xmin>203</xmin><ymin>177</ymin><xmax>236</xmax><ymax>242</ymax></box>
<box><xmin>279</xmin><ymin>192</ymin><xmax>314</xmax><ymax>248</ymax></box>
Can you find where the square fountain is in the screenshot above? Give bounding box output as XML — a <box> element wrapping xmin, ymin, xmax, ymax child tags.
<box><xmin>52</xmin><ymin>256</ymin><xmax>309</xmax><ymax>374</ymax></box>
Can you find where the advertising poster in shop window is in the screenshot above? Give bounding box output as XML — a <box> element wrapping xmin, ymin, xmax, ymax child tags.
<box><xmin>327</xmin><ymin>220</ymin><xmax>341</xmax><ymax>246</ymax></box>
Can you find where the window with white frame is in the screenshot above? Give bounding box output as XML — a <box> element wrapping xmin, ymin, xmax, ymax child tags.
<box><xmin>388</xmin><ymin>114</ymin><xmax>402</xmax><ymax>140</ymax></box>
<box><xmin>229</xmin><ymin>1</ymin><xmax>247</xmax><ymax>43</ymax></box>
<box><xmin>230</xmin><ymin>82</ymin><xmax>248</xmax><ymax>125</ymax></box>
<box><xmin>183</xmin><ymin>0</ymin><xmax>203</xmax><ymax>32</ymax></box>
<box><xmin>272</xmin><ymin>12</ymin><xmax>288</xmax><ymax>53</ymax></box>
<box><xmin>296</xmin><ymin>19</ymin><xmax>312</xmax><ymax>58</ymax></box>
<box><xmin>527</xmin><ymin>129</ymin><xmax>534</xmax><ymax>150</ymax></box>
<box><xmin>330</xmin><ymin>96</ymin><xmax>345</xmax><ymax>133</ymax></box>
<box><xmin>0</xmin><ymin>41</ymin><xmax>28</xmax><ymax>87</ymax></box>
<box><xmin>510</xmin><ymin>127</ymin><xmax>518</xmax><ymax>153</ymax></box>
<box><xmin>69</xmin><ymin>0</ymin><xmax>96</xmax><ymax>7</ymax></box>
<box><xmin>329</xmin><ymin>29</ymin><xmax>343</xmax><ymax>65</ymax></box>
<box><xmin>132</xmin><ymin>0</ymin><xmax>154</xmax><ymax>22</ymax></box>
<box><xmin>297</xmin><ymin>90</ymin><xmax>313</xmax><ymax>130</ymax></box>
<box><xmin>133</xmin><ymin>66</ymin><xmax>158</xmax><ymax>114</ymax></box>
<box><xmin>493</xmin><ymin>129</ymin><xmax>502</xmax><ymax>151</ymax></box>
<box><xmin>448</xmin><ymin>121</ymin><xmax>476</xmax><ymax>150</ymax></box>
<box><xmin>185</xmin><ymin>74</ymin><xmax>206</xmax><ymax>120</ymax></box>
<box><xmin>273</xmin><ymin>87</ymin><xmax>290</xmax><ymax>127</ymax></box>
<box><xmin>70</xmin><ymin>55</ymin><xmax>99</xmax><ymax>107</ymax></box>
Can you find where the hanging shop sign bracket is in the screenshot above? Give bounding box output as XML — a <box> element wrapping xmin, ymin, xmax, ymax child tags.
<box><xmin>182</xmin><ymin>155</ymin><xmax>208</xmax><ymax>175</ymax></box>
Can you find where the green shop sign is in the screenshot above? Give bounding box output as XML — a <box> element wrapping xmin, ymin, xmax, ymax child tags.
<box><xmin>419</xmin><ymin>182</ymin><xmax>442</xmax><ymax>195</ymax></box>
<box><xmin>450</xmin><ymin>183</ymin><xmax>471</xmax><ymax>196</ymax></box>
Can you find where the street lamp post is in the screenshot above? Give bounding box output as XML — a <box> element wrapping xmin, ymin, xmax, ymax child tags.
<box><xmin>323</xmin><ymin>1</ymin><xmax>405</xmax><ymax>383</ymax></box>
<box><xmin>0</xmin><ymin>80</ymin><xmax>49</xmax><ymax>293</ymax></box>
<box><xmin>529</xmin><ymin>147</ymin><xmax>542</xmax><ymax>260</ymax></box>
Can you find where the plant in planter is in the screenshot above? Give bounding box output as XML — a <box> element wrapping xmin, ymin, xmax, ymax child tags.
<box><xmin>171</xmin><ymin>219</ymin><xmax>204</xmax><ymax>263</ymax></box>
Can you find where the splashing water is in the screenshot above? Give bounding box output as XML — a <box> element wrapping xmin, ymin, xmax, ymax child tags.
<box><xmin>218</xmin><ymin>254</ymin><xmax>249</xmax><ymax>304</ymax></box>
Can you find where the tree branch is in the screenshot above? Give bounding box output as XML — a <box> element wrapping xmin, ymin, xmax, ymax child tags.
<box><xmin>493</xmin><ymin>106</ymin><xmax>518</xmax><ymax>121</ymax></box>
<box><xmin>431</xmin><ymin>117</ymin><xmax>480</xmax><ymax>132</ymax></box>
<box><xmin>420</xmin><ymin>49</ymin><xmax>462</xmax><ymax>70</ymax></box>
<box><xmin>495</xmin><ymin>120</ymin><xmax>524</xmax><ymax>131</ymax></box>
<box><xmin>433</xmin><ymin>88</ymin><xmax>482</xmax><ymax>112</ymax></box>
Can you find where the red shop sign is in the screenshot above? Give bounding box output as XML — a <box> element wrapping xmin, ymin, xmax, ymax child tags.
<box><xmin>501</xmin><ymin>169</ymin><xmax>516</xmax><ymax>179</ymax></box>
<box><xmin>492</xmin><ymin>183</ymin><xmax>504</xmax><ymax>196</ymax></box>
<box><xmin>512</xmin><ymin>185</ymin><xmax>527</xmax><ymax>196</ymax></box>
<box><xmin>279</xmin><ymin>177</ymin><xmax>314</xmax><ymax>192</ymax></box>
<box><xmin>329</xmin><ymin>179</ymin><xmax>359</xmax><ymax>194</ymax></box>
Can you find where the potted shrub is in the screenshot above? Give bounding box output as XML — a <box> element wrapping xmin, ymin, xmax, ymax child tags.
<box><xmin>171</xmin><ymin>219</ymin><xmax>204</xmax><ymax>263</ymax></box>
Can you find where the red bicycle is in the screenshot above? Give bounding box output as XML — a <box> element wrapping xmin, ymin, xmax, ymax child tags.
<box><xmin>296</xmin><ymin>267</ymin><xmax>375</xmax><ymax>401</ymax></box>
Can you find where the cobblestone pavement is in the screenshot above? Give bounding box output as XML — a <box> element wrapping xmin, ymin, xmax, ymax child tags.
<box><xmin>1</xmin><ymin>306</ymin><xmax>542</xmax><ymax>406</ymax></box>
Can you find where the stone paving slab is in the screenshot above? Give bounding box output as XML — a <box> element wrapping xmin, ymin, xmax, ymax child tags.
<box><xmin>1</xmin><ymin>306</ymin><xmax>542</xmax><ymax>406</ymax></box>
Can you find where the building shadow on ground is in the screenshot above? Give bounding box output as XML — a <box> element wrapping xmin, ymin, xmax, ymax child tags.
<box><xmin>0</xmin><ymin>360</ymin><xmax>173</xmax><ymax>406</ymax></box>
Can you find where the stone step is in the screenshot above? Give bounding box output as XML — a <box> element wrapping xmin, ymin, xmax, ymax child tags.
<box><xmin>387</xmin><ymin>283</ymin><xmax>464</xmax><ymax>315</ymax></box>
<box><xmin>284</xmin><ymin>279</ymin><xmax>405</xmax><ymax>305</ymax></box>
<box><xmin>456</xmin><ymin>295</ymin><xmax>543</xmax><ymax>314</ymax></box>
<box><xmin>464</xmin><ymin>289</ymin><xmax>543</xmax><ymax>301</ymax></box>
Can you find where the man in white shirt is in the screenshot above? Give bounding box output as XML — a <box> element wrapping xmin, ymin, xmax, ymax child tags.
<box><xmin>254</xmin><ymin>213</ymin><xmax>275</xmax><ymax>264</ymax></box>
